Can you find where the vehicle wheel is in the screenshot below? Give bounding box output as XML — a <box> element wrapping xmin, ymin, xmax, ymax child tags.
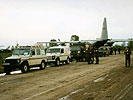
<box><xmin>104</xmin><ymin>53</ymin><xmax>106</xmax><ymax>57</ymax></box>
<box><xmin>70</xmin><ymin>58</ymin><xmax>73</xmax><ymax>62</ymax></box>
<box><xmin>56</xmin><ymin>59</ymin><xmax>60</xmax><ymax>66</ymax></box>
<box><xmin>4</xmin><ymin>66</ymin><xmax>11</xmax><ymax>75</ymax></box>
<box><xmin>21</xmin><ymin>63</ymin><xmax>29</xmax><ymax>73</ymax></box>
<box><xmin>40</xmin><ymin>61</ymin><xmax>46</xmax><ymax>70</ymax></box>
<box><xmin>66</xmin><ymin>58</ymin><xmax>70</xmax><ymax>64</ymax></box>
<box><xmin>76</xmin><ymin>58</ymin><xmax>79</xmax><ymax>62</ymax></box>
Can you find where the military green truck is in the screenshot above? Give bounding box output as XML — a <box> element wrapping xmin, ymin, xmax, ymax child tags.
<box><xmin>98</xmin><ymin>46</ymin><xmax>110</xmax><ymax>57</ymax></box>
<box><xmin>70</xmin><ymin>42</ymin><xmax>89</xmax><ymax>62</ymax></box>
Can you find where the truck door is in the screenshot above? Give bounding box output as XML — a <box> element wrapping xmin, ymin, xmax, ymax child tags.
<box><xmin>29</xmin><ymin>49</ymin><xmax>37</xmax><ymax>65</ymax></box>
<box><xmin>35</xmin><ymin>49</ymin><xmax>42</xmax><ymax>64</ymax></box>
<box><xmin>61</xmin><ymin>49</ymin><xmax>65</xmax><ymax>61</ymax></box>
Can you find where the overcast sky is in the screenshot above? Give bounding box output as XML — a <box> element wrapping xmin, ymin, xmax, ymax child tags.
<box><xmin>0</xmin><ymin>0</ymin><xmax>133</xmax><ymax>47</ymax></box>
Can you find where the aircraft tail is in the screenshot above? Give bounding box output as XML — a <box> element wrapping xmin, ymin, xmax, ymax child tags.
<box><xmin>100</xmin><ymin>17</ymin><xmax>108</xmax><ymax>40</ymax></box>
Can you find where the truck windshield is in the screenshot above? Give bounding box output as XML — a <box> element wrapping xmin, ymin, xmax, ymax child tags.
<box><xmin>70</xmin><ymin>46</ymin><xmax>81</xmax><ymax>51</ymax></box>
<box><xmin>13</xmin><ymin>49</ymin><xmax>30</xmax><ymax>55</ymax></box>
<box><xmin>47</xmin><ymin>49</ymin><xmax>60</xmax><ymax>53</ymax></box>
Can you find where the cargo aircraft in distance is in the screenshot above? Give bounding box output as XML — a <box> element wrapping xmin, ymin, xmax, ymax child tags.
<box><xmin>37</xmin><ymin>17</ymin><xmax>133</xmax><ymax>48</ymax></box>
<box><xmin>82</xmin><ymin>17</ymin><xmax>133</xmax><ymax>47</ymax></box>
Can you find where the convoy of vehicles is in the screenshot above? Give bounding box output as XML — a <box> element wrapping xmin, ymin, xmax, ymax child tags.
<box><xmin>46</xmin><ymin>45</ymin><xmax>71</xmax><ymax>66</ymax></box>
<box><xmin>2</xmin><ymin>43</ymin><xmax>111</xmax><ymax>75</ymax></box>
<box><xmin>2</xmin><ymin>45</ymin><xmax>47</xmax><ymax>75</ymax></box>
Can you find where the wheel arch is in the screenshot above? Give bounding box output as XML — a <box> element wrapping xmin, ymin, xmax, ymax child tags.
<box><xmin>56</xmin><ymin>57</ymin><xmax>60</xmax><ymax>61</ymax></box>
<box><xmin>41</xmin><ymin>59</ymin><xmax>47</xmax><ymax>65</ymax></box>
<box><xmin>21</xmin><ymin>60</ymin><xmax>29</xmax><ymax>66</ymax></box>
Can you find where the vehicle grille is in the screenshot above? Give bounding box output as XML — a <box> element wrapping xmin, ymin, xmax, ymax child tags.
<box><xmin>5</xmin><ymin>59</ymin><xmax>19</xmax><ymax>64</ymax></box>
<box><xmin>47</xmin><ymin>56</ymin><xmax>55</xmax><ymax>60</ymax></box>
<box><xmin>47</xmin><ymin>56</ymin><xmax>52</xmax><ymax>60</ymax></box>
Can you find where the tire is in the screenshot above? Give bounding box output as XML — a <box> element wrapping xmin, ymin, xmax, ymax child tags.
<box><xmin>4</xmin><ymin>66</ymin><xmax>11</xmax><ymax>75</ymax></box>
<box><xmin>56</xmin><ymin>59</ymin><xmax>60</xmax><ymax>66</ymax></box>
<box><xmin>70</xmin><ymin>58</ymin><xmax>73</xmax><ymax>62</ymax></box>
<box><xmin>40</xmin><ymin>61</ymin><xmax>46</xmax><ymax>70</ymax></box>
<box><xmin>76</xmin><ymin>58</ymin><xmax>79</xmax><ymax>62</ymax></box>
<box><xmin>21</xmin><ymin>63</ymin><xmax>29</xmax><ymax>73</ymax></box>
<box><xmin>66</xmin><ymin>58</ymin><xmax>70</xmax><ymax>64</ymax></box>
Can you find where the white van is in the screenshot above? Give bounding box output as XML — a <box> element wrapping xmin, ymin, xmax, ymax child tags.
<box><xmin>46</xmin><ymin>46</ymin><xmax>71</xmax><ymax>66</ymax></box>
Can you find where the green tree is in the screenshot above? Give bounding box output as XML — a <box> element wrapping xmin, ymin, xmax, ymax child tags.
<box><xmin>15</xmin><ymin>42</ymin><xmax>19</xmax><ymax>48</ymax></box>
<box><xmin>70</xmin><ymin>35</ymin><xmax>79</xmax><ymax>41</ymax></box>
<box><xmin>6</xmin><ymin>46</ymin><xmax>10</xmax><ymax>50</ymax></box>
<box><xmin>11</xmin><ymin>46</ymin><xmax>14</xmax><ymax>51</ymax></box>
<box><xmin>49</xmin><ymin>39</ymin><xmax>57</xmax><ymax>47</ymax></box>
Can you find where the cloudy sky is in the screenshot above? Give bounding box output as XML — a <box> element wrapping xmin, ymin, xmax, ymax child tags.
<box><xmin>0</xmin><ymin>0</ymin><xmax>133</xmax><ymax>47</ymax></box>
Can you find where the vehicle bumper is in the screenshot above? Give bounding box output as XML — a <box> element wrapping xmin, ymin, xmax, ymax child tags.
<box><xmin>2</xmin><ymin>63</ymin><xmax>21</xmax><ymax>69</ymax></box>
<box><xmin>47</xmin><ymin>60</ymin><xmax>56</xmax><ymax>63</ymax></box>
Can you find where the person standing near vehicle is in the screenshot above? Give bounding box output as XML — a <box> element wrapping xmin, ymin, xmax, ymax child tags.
<box><xmin>90</xmin><ymin>46</ymin><xmax>95</xmax><ymax>63</ymax></box>
<box><xmin>124</xmin><ymin>47</ymin><xmax>131</xmax><ymax>67</ymax></box>
<box><xmin>94</xmin><ymin>48</ymin><xmax>99</xmax><ymax>64</ymax></box>
<box><xmin>114</xmin><ymin>47</ymin><xmax>117</xmax><ymax>55</ymax></box>
<box><xmin>110</xmin><ymin>47</ymin><xmax>113</xmax><ymax>55</ymax></box>
<box><xmin>86</xmin><ymin>49</ymin><xmax>91</xmax><ymax>64</ymax></box>
<box><xmin>118</xmin><ymin>46</ymin><xmax>121</xmax><ymax>54</ymax></box>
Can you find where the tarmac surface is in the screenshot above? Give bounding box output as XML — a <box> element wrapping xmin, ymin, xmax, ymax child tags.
<box><xmin>0</xmin><ymin>54</ymin><xmax>133</xmax><ymax>100</ymax></box>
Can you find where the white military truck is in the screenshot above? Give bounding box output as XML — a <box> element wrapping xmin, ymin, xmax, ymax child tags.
<box><xmin>46</xmin><ymin>45</ymin><xmax>71</xmax><ymax>66</ymax></box>
<box><xmin>2</xmin><ymin>45</ymin><xmax>47</xmax><ymax>75</ymax></box>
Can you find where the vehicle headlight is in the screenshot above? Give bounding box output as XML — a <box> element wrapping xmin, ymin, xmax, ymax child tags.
<box><xmin>52</xmin><ymin>56</ymin><xmax>55</xmax><ymax>60</ymax></box>
<box><xmin>2</xmin><ymin>58</ymin><xmax>6</xmax><ymax>63</ymax></box>
<box><xmin>17</xmin><ymin>59</ymin><xmax>21</xmax><ymax>63</ymax></box>
<box><xmin>3</xmin><ymin>60</ymin><xmax>5</xmax><ymax>63</ymax></box>
<box><xmin>78</xmin><ymin>51</ymin><xmax>80</xmax><ymax>54</ymax></box>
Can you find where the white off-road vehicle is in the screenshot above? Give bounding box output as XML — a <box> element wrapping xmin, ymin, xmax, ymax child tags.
<box><xmin>46</xmin><ymin>46</ymin><xmax>71</xmax><ymax>66</ymax></box>
<box><xmin>2</xmin><ymin>45</ymin><xmax>47</xmax><ymax>75</ymax></box>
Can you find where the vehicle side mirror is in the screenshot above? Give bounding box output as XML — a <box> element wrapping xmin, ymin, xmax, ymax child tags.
<box><xmin>61</xmin><ymin>49</ymin><xmax>64</xmax><ymax>53</ymax></box>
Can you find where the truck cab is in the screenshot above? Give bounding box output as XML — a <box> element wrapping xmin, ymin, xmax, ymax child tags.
<box><xmin>98</xmin><ymin>46</ymin><xmax>110</xmax><ymax>57</ymax></box>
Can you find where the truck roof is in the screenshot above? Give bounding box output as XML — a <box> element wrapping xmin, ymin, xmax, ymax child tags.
<box><xmin>49</xmin><ymin>46</ymin><xmax>69</xmax><ymax>49</ymax></box>
<box><xmin>16</xmin><ymin>46</ymin><xmax>45</xmax><ymax>49</ymax></box>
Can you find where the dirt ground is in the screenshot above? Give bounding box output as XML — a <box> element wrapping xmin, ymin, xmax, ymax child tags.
<box><xmin>0</xmin><ymin>54</ymin><xmax>133</xmax><ymax>100</ymax></box>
